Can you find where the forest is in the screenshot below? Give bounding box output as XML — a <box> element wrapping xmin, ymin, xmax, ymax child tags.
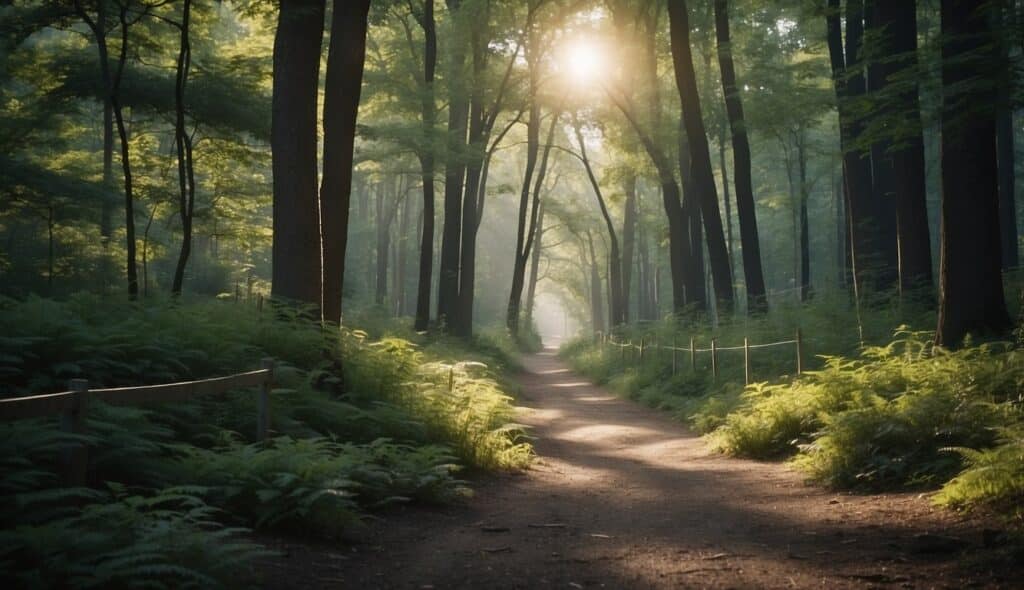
<box><xmin>0</xmin><ymin>0</ymin><xmax>1022</xmax><ymax>587</ymax></box>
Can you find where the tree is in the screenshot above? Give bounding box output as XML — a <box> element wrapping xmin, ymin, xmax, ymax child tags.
<box><xmin>825</xmin><ymin>0</ymin><xmax>897</xmax><ymax>298</ymax></box>
<box><xmin>667</xmin><ymin>0</ymin><xmax>734</xmax><ymax>311</ymax></box>
<box><xmin>270</xmin><ymin>0</ymin><xmax>325</xmax><ymax>310</ymax></box>
<box><xmin>935</xmin><ymin>0</ymin><xmax>1011</xmax><ymax>347</ymax></box>
<box><xmin>321</xmin><ymin>0</ymin><xmax>372</xmax><ymax>323</ymax></box>
<box><xmin>713</xmin><ymin>0</ymin><xmax>767</xmax><ymax>313</ymax></box>
<box><xmin>436</xmin><ymin>0</ymin><xmax>470</xmax><ymax>328</ymax></box>
<box><xmin>170</xmin><ymin>0</ymin><xmax>194</xmax><ymax>295</ymax></box>
<box><xmin>866</xmin><ymin>0</ymin><xmax>932</xmax><ymax>296</ymax></box>
<box><xmin>572</xmin><ymin>118</ymin><xmax>624</xmax><ymax>326</ymax></box>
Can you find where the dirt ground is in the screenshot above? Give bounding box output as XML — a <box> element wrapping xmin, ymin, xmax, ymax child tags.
<box><xmin>261</xmin><ymin>350</ymin><xmax>1019</xmax><ymax>589</ymax></box>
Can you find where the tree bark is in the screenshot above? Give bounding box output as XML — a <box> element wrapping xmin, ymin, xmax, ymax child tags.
<box><xmin>320</xmin><ymin>0</ymin><xmax>371</xmax><ymax>323</ymax></box>
<box><xmin>713</xmin><ymin>0</ymin><xmax>767</xmax><ymax>313</ymax></box>
<box><xmin>869</xmin><ymin>0</ymin><xmax>934</xmax><ymax>295</ymax></box>
<box><xmin>936</xmin><ymin>0</ymin><xmax>1011</xmax><ymax>347</ymax></box>
<box><xmin>414</xmin><ymin>0</ymin><xmax>437</xmax><ymax>331</ymax></box>
<box><xmin>437</xmin><ymin>0</ymin><xmax>468</xmax><ymax>328</ymax></box>
<box><xmin>271</xmin><ymin>0</ymin><xmax>326</xmax><ymax>310</ymax></box>
<box><xmin>508</xmin><ymin>108</ymin><xmax>558</xmax><ymax>335</ymax></box>
<box><xmin>574</xmin><ymin>121</ymin><xmax>625</xmax><ymax>326</ymax></box>
<box><xmin>525</xmin><ymin>200</ymin><xmax>545</xmax><ymax>326</ymax></box>
<box><xmin>171</xmin><ymin>0</ymin><xmax>194</xmax><ymax>296</ymax></box>
<box><xmin>996</xmin><ymin>0</ymin><xmax>1019</xmax><ymax>270</ymax></box>
<box><xmin>668</xmin><ymin>0</ymin><xmax>734</xmax><ymax>311</ymax></box>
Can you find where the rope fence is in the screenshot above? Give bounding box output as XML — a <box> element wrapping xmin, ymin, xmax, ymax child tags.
<box><xmin>594</xmin><ymin>328</ymin><xmax>804</xmax><ymax>384</ymax></box>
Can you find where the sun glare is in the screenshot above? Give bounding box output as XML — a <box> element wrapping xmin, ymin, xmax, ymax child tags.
<box><xmin>562</xmin><ymin>38</ymin><xmax>605</xmax><ymax>86</ymax></box>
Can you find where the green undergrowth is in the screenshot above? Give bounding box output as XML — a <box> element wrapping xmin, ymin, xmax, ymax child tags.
<box><xmin>0</xmin><ymin>294</ymin><xmax>532</xmax><ymax>587</ymax></box>
<box><xmin>562</xmin><ymin>296</ymin><xmax>1023</xmax><ymax>524</ymax></box>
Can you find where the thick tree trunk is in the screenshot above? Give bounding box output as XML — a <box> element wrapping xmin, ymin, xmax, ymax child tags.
<box><xmin>271</xmin><ymin>0</ymin><xmax>326</xmax><ymax>310</ymax></box>
<box><xmin>320</xmin><ymin>0</ymin><xmax>371</xmax><ymax>323</ymax></box>
<box><xmin>437</xmin><ymin>0</ymin><xmax>468</xmax><ymax>328</ymax></box>
<box><xmin>171</xmin><ymin>0</ymin><xmax>194</xmax><ymax>296</ymax></box>
<box><xmin>868</xmin><ymin>1</ymin><xmax>934</xmax><ymax>295</ymax></box>
<box><xmin>936</xmin><ymin>0</ymin><xmax>1011</xmax><ymax>347</ymax></box>
<box><xmin>864</xmin><ymin>1</ymin><xmax>921</xmax><ymax>298</ymax></box>
<box><xmin>713</xmin><ymin>0</ymin><xmax>767</xmax><ymax>313</ymax></box>
<box><xmin>996</xmin><ymin>0</ymin><xmax>1019</xmax><ymax>270</ymax></box>
<box><xmin>668</xmin><ymin>0</ymin><xmax>734</xmax><ymax>311</ymax></box>
<box><xmin>414</xmin><ymin>0</ymin><xmax>437</xmax><ymax>331</ymax></box>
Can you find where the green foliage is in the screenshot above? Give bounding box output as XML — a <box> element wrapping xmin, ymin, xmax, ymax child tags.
<box><xmin>0</xmin><ymin>296</ymin><xmax>532</xmax><ymax>583</ymax></box>
<box><xmin>936</xmin><ymin>425</ymin><xmax>1024</xmax><ymax>521</ymax></box>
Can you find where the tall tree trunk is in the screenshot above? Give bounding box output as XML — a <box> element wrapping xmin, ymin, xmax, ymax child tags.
<box><xmin>668</xmin><ymin>0</ymin><xmax>734</xmax><ymax>311</ymax></box>
<box><xmin>865</xmin><ymin>1</ymin><xmax>901</xmax><ymax>291</ymax></box>
<box><xmin>508</xmin><ymin>107</ymin><xmax>557</xmax><ymax>335</ymax></box>
<box><xmin>798</xmin><ymin>134</ymin><xmax>811</xmax><ymax>301</ymax></box>
<box><xmin>996</xmin><ymin>0</ymin><xmax>1019</xmax><ymax>270</ymax></box>
<box><xmin>437</xmin><ymin>0</ymin><xmax>468</xmax><ymax>328</ymax></box>
<box><xmin>453</xmin><ymin>17</ymin><xmax>488</xmax><ymax>338</ymax></box>
<box><xmin>111</xmin><ymin>7</ymin><xmax>137</xmax><ymax>299</ymax></box>
<box><xmin>936</xmin><ymin>0</ymin><xmax>1011</xmax><ymax>347</ymax></box>
<box><xmin>414</xmin><ymin>0</ymin><xmax>437</xmax><ymax>331</ymax></box>
<box><xmin>525</xmin><ymin>201</ymin><xmax>545</xmax><ymax>327</ymax></box>
<box><xmin>586</xmin><ymin>232</ymin><xmax>605</xmax><ymax>334</ymax></box>
<box><xmin>396</xmin><ymin>185</ymin><xmax>411</xmax><ymax>315</ymax></box>
<box><xmin>621</xmin><ymin>175</ymin><xmax>637</xmax><ymax>323</ymax></box>
<box><xmin>375</xmin><ymin>183</ymin><xmax>390</xmax><ymax>305</ymax></box>
<box><xmin>718</xmin><ymin>127</ymin><xmax>734</xmax><ymax>283</ymax></box>
<box><xmin>574</xmin><ymin>121</ymin><xmax>625</xmax><ymax>326</ymax></box>
<box><xmin>171</xmin><ymin>0</ymin><xmax>194</xmax><ymax>296</ymax></box>
<box><xmin>271</xmin><ymin>0</ymin><xmax>326</xmax><ymax>310</ymax></box>
<box><xmin>678</xmin><ymin>120</ymin><xmax>707</xmax><ymax>309</ymax></box>
<box><xmin>870</xmin><ymin>0</ymin><xmax>934</xmax><ymax>295</ymax></box>
<box><xmin>320</xmin><ymin>0</ymin><xmax>371</xmax><ymax>323</ymax></box>
<box><xmin>713</xmin><ymin>0</ymin><xmax>767</xmax><ymax>312</ymax></box>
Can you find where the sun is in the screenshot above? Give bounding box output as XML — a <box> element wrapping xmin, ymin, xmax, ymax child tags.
<box><xmin>562</xmin><ymin>38</ymin><xmax>605</xmax><ymax>86</ymax></box>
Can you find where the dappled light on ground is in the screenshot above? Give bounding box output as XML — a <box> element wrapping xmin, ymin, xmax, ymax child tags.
<box><xmin>263</xmin><ymin>353</ymin><xmax>1008</xmax><ymax>589</ymax></box>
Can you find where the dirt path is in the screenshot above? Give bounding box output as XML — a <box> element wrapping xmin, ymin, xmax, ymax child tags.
<box><xmin>262</xmin><ymin>350</ymin><xmax>1013</xmax><ymax>589</ymax></box>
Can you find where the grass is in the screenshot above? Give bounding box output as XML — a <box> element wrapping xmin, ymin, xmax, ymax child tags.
<box><xmin>0</xmin><ymin>294</ymin><xmax>532</xmax><ymax>586</ymax></box>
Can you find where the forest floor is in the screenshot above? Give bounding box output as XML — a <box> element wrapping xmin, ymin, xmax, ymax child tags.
<box><xmin>260</xmin><ymin>349</ymin><xmax>1017</xmax><ymax>589</ymax></box>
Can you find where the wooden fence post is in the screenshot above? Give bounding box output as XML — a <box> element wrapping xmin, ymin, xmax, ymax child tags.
<box><xmin>256</xmin><ymin>293</ymin><xmax>264</xmax><ymax>314</ymax></box>
<box><xmin>448</xmin><ymin>366</ymin><xmax>455</xmax><ymax>391</ymax></box>
<box><xmin>257</xmin><ymin>358</ymin><xmax>274</xmax><ymax>441</ymax></box>
<box><xmin>63</xmin><ymin>379</ymin><xmax>89</xmax><ymax>486</ymax></box>
<box><xmin>744</xmin><ymin>337</ymin><xmax>751</xmax><ymax>385</ymax></box>
<box><xmin>690</xmin><ymin>336</ymin><xmax>696</xmax><ymax>372</ymax></box>
<box><xmin>711</xmin><ymin>339</ymin><xmax>719</xmax><ymax>380</ymax></box>
<box><xmin>639</xmin><ymin>338</ymin><xmax>645</xmax><ymax>363</ymax></box>
<box><xmin>796</xmin><ymin>328</ymin><xmax>804</xmax><ymax>375</ymax></box>
<box><xmin>234</xmin><ymin>283</ymin><xmax>241</xmax><ymax>303</ymax></box>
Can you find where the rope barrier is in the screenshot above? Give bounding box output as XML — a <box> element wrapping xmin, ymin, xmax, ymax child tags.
<box><xmin>598</xmin><ymin>329</ymin><xmax>805</xmax><ymax>381</ymax></box>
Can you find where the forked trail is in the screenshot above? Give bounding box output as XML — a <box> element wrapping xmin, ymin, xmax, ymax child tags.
<box><xmin>263</xmin><ymin>350</ymin><xmax>1009</xmax><ymax>589</ymax></box>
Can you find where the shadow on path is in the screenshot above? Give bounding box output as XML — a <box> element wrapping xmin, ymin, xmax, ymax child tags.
<box><xmin>262</xmin><ymin>349</ymin><xmax>1012</xmax><ymax>589</ymax></box>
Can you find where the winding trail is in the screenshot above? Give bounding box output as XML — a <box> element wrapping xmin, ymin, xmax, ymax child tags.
<box><xmin>263</xmin><ymin>350</ymin><xmax>1010</xmax><ymax>589</ymax></box>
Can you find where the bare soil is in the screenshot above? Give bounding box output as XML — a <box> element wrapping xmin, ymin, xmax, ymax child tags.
<box><xmin>261</xmin><ymin>350</ymin><xmax>1019</xmax><ymax>589</ymax></box>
